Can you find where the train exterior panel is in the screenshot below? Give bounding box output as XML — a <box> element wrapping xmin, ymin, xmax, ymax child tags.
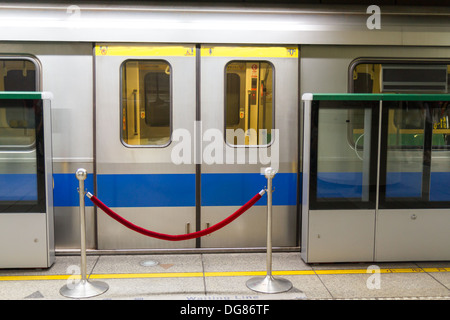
<box><xmin>0</xmin><ymin>2</ymin><xmax>449</xmax><ymax>261</ymax></box>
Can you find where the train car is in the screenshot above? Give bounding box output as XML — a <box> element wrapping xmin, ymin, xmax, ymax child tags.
<box><xmin>0</xmin><ymin>2</ymin><xmax>449</xmax><ymax>261</ymax></box>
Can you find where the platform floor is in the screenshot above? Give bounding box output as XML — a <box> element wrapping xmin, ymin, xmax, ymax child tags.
<box><xmin>0</xmin><ymin>252</ymin><xmax>449</xmax><ymax>301</ymax></box>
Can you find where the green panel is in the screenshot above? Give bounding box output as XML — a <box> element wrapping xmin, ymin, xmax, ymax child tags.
<box><xmin>312</xmin><ymin>93</ymin><xmax>383</xmax><ymax>101</ymax></box>
<box><xmin>382</xmin><ymin>94</ymin><xmax>450</xmax><ymax>101</ymax></box>
<box><xmin>0</xmin><ymin>92</ymin><xmax>43</xmax><ymax>100</ymax></box>
<box><xmin>311</xmin><ymin>93</ymin><xmax>450</xmax><ymax>101</ymax></box>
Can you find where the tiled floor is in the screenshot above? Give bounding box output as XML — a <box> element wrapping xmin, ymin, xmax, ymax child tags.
<box><xmin>0</xmin><ymin>252</ymin><xmax>449</xmax><ymax>300</ymax></box>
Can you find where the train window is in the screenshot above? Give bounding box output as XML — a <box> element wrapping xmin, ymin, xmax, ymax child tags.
<box><xmin>121</xmin><ymin>60</ymin><xmax>171</xmax><ymax>147</ymax></box>
<box><xmin>0</xmin><ymin>58</ymin><xmax>38</xmax><ymax>150</ymax></box>
<box><xmin>349</xmin><ymin>61</ymin><xmax>450</xmax><ymax>150</ymax></box>
<box><xmin>351</xmin><ymin>63</ymin><xmax>450</xmax><ymax>94</ymax></box>
<box><xmin>225</xmin><ymin>61</ymin><xmax>274</xmax><ymax>146</ymax></box>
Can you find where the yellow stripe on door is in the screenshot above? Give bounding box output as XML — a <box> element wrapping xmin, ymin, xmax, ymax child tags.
<box><xmin>95</xmin><ymin>44</ymin><xmax>298</xmax><ymax>58</ymax></box>
<box><xmin>201</xmin><ymin>46</ymin><xmax>298</xmax><ymax>58</ymax></box>
<box><xmin>95</xmin><ymin>44</ymin><xmax>196</xmax><ymax>57</ymax></box>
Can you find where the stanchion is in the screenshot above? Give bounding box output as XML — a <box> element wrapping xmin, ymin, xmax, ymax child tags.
<box><xmin>60</xmin><ymin>168</ymin><xmax>109</xmax><ymax>299</ymax></box>
<box><xmin>246</xmin><ymin>167</ymin><xmax>292</xmax><ymax>294</ymax></box>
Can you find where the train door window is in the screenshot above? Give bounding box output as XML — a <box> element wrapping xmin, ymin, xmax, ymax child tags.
<box><xmin>121</xmin><ymin>60</ymin><xmax>171</xmax><ymax>147</ymax></box>
<box><xmin>225</xmin><ymin>61</ymin><xmax>274</xmax><ymax>146</ymax></box>
<box><xmin>0</xmin><ymin>58</ymin><xmax>38</xmax><ymax>150</ymax></box>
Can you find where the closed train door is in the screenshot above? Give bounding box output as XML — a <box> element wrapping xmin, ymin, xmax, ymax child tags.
<box><xmin>94</xmin><ymin>44</ymin><xmax>197</xmax><ymax>249</ymax></box>
<box><xmin>94</xmin><ymin>44</ymin><xmax>299</xmax><ymax>250</ymax></box>
<box><xmin>199</xmin><ymin>46</ymin><xmax>299</xmax><ymax>248</ymax></box>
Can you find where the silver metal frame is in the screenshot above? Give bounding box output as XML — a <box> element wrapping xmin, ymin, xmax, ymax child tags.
<box><xmin>300</xmin><ymin>96</ymin><xmax>311</xmax><ymax>263</ymax></box>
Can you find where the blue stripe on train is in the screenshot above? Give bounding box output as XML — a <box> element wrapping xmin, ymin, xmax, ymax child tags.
<box><xmin>52</xmin><ymin>172</ymin><xmax>297</xmax><ymax>207</ymax></box>
<box><xmin>53</xmin><ymin>173</ymin><xmax>94</xmax><ymax>207</ymax></box>
<box><xmin>50</xmin><ymin>171</ymin><xmax>450</xmax><ymax>207</ymax></box>
<box><xmin>96</xmin><ymin>174</ymin><xmax>196</xmax><ymax>207</ymax></box>
<box><xmin>201</xmin><ymin>173</ymin><xmax>298</xmax><ymax>206</ymax></box>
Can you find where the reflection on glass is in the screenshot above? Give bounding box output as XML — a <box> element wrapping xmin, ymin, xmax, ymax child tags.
<box><xmin>0</xmin><ymin>100</ymin><xmax>41</xmax><ymax>212</ymax></box>
<box><xmin>0</xmin><ymin>60</ymin><xmax>39</xmax><ymax>211</ymax></box>
<box><xmin>316</xmin><ymin>103</ymin><xmax>374</xmax><ymax>205</ymax></box>
<box><xmin>385</xmin><ymin>102</ymin><xmax>425</xmax><ymax>199</ymax></box>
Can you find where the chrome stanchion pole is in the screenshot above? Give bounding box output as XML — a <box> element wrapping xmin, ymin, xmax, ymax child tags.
<box><xmin>246</xmin><ymin>167</ymin><xmax>292</xmax><ymax>294</ymax></box>
<box><xmin>60</xmin><ymin>168</ymin><xmax>109</xmax><ymax>299</ymax></box>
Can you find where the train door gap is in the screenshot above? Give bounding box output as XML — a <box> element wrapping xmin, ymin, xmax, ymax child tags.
<box><xmin>91</xmin><ymin>43</ymin><xmax>99</xmax><ymax>250</ymax></box>
<box><xmin>195</xmin><ymin>44</ymin><xmax>202</xmax><ymax>248</ymax></box>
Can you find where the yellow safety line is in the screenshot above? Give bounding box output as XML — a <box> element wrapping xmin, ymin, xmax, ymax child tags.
<box><xmin>91</xmin><ymin>272</ymin><xmax>204</xmax><ymax>279</ymax></box>
<box><xmin>0</xmin><ymin>275</ymin><xmax>73</xmax><ymax>281</ymax></box>
<box><xmin>205</xmin><ymin>271</ymin><xmax>266</xmax><ymax>277</ymax></box>
<box><xmin>1</xmin><ymin>267</ymin><xmax>449</xmax><ymax>282</ymax></box>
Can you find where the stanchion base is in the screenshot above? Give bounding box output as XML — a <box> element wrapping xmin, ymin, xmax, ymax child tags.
<box><xmin>246</xmin><ymin>275</ymin><xmax>292</xmax><ymax>294</ymax></box>
<box><xmin>60</xmin><ymin>279</ymin><xmax>109</xmax><ymax>299</ymax></box>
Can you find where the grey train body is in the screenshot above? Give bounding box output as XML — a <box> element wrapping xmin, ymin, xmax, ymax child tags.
<box><xmin>0</xmin><ymin>2</ymin><xmax>449</xmax><ymax>260</ymax></box>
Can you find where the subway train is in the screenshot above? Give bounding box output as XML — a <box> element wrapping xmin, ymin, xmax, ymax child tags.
<box><xmin>0</xmin><ymin>2</ymin><xmax>449</xmax><ymax>264</ymax></box>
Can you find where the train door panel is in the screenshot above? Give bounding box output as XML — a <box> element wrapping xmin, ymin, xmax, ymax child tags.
<box><xmin>94</xmin><ymin>44</ymin><xmax>196</xmax><ymax>250</ymax></box>
<box><xmin>199</xmin><ymin>46</ymin><xmax>299</xmax><ymax>248</ymax></box>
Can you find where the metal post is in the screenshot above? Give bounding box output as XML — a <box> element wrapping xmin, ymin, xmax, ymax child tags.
<box><xmin>246</xmin><ymin>167</ymin><xmax>292</xmax><ymax>294</ymax></box>
<box><xmin>60</xmin><ymin>168</ymin><xmax>109</xmax><ymax>299</ymax></box>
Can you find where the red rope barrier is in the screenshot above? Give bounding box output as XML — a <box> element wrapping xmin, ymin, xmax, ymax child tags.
<box><xmin>87</xmin><ymin>190</ymin><xmax>265</xmax><ymax>241</ymax></box>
